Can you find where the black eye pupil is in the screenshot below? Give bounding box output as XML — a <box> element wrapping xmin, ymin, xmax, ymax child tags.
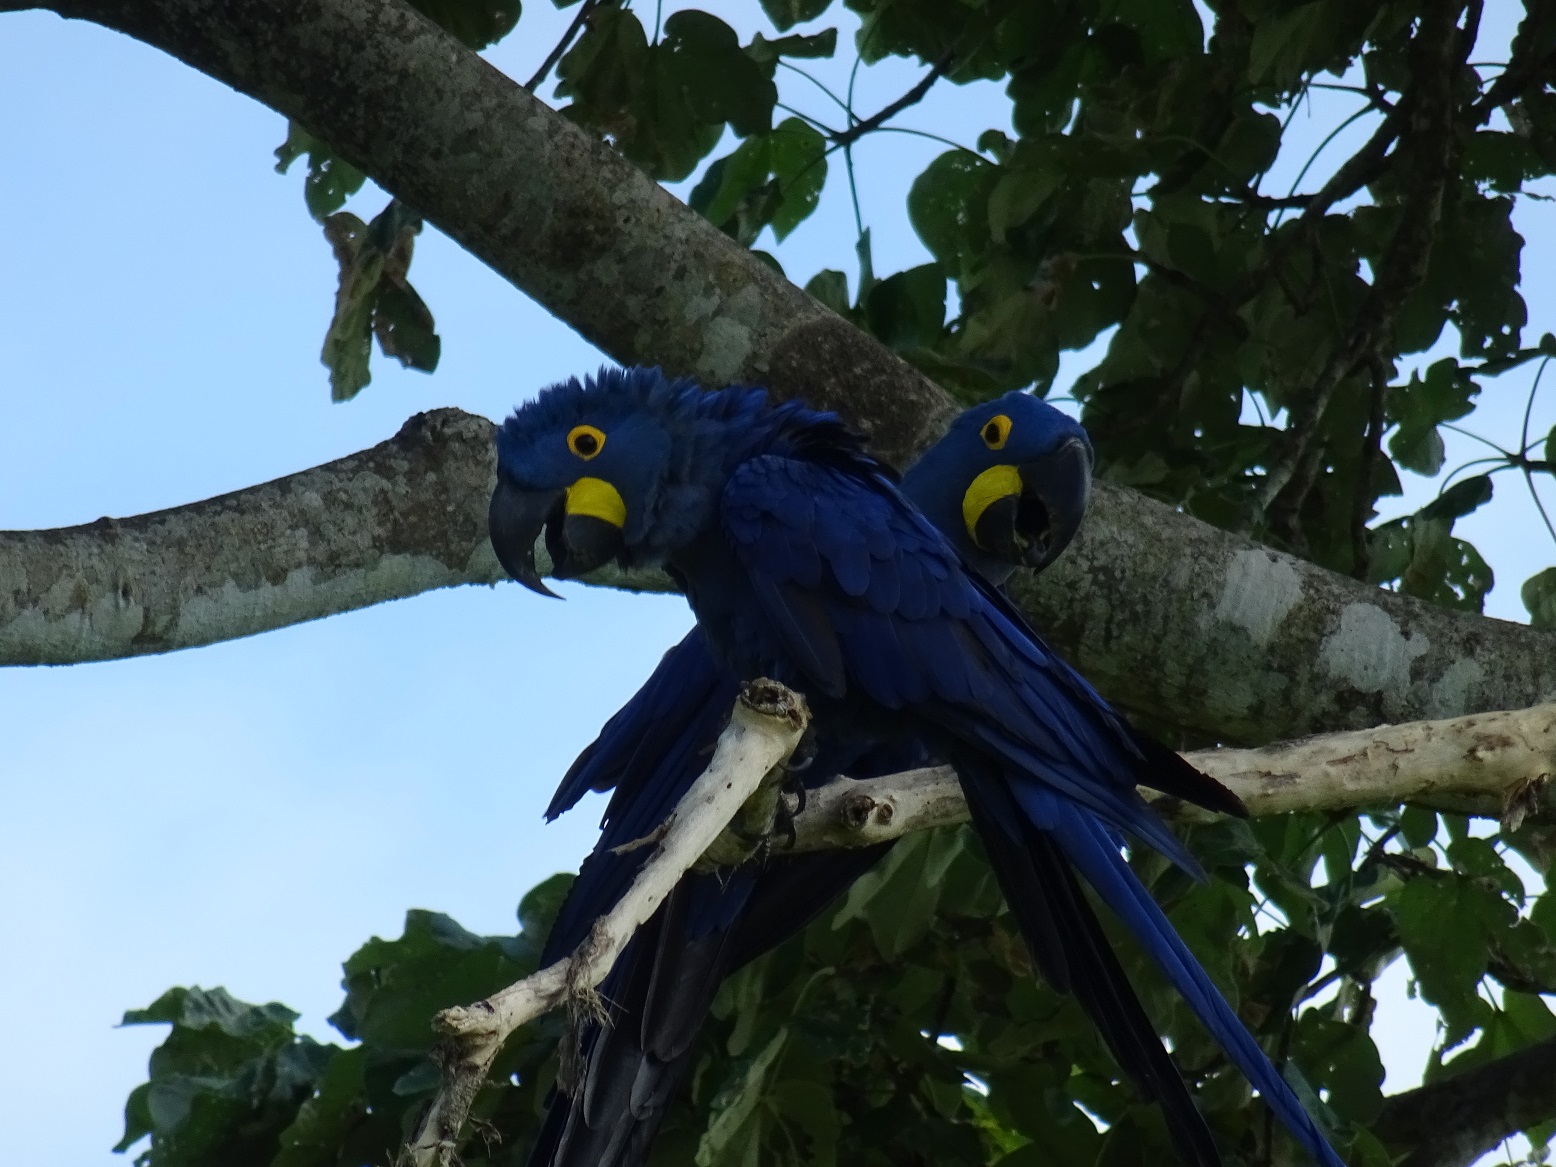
<box><xmin>575</xmin><ymin>433</ymin><xmax>598</xmax><ymax>455</ymax></box>
<box><xmin>984</xmin><ymin>423</ymin><xmax>999</xmax><ymax>442</ymax></box>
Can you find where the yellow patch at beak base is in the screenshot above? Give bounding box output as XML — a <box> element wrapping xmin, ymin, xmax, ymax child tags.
<box><xmin>962</xmin><ymin>464</ymin><xmax>1022</xmax><ymax>547</ymax></box>
<box><xmin>565</xmin><ymin>477</ymin><xmax>627</xmax><ymax>528</ymax></box>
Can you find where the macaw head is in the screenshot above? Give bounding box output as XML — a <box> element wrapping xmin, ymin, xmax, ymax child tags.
<box><xmin>489</xmin><ymin>367</ymin><xmax>803</xmax><ymax>596</ymax></box>
<box><xmin>901</xmin><ymin>391</ymin><xmax>1093</xmax><ymax>586</ymax></box>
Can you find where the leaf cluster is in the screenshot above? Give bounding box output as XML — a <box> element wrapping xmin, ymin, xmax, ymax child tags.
<box><xmin>119</xmin><ymin>810</ymin><xmax>1556</xmax><ymax>1166</ymax></box>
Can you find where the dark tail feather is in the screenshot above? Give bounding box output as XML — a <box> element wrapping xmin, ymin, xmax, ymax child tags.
<box><xmin>1127</xmin><ymin>726</ymin><xmax>1247</xmax><ymax>818</ymax></box>
<box><xmin>529</xmin><ymin>873</ymin><xmax>748</xmax><ymax>1167</ymax></box>
<box><xmin>723</xmin><ymin>844</ymin><xmax>895</xmax><ymax>972</ymax></box>
<box><xmin>959</xmin><ymin>759</ymin><xmax>1223</xmax><ymax>1167</ymax></box>
<box><xmin>1033</xmin><ymin>791</ymin><xmax>1346</xmax><ymax>1167</ymax></box>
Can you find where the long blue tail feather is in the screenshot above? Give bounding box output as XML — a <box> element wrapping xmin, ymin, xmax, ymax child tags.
<box><xmin>1016</xmin><ymin>785</ymin><xmax>1347</xmax><ymax>1167</ymax></box>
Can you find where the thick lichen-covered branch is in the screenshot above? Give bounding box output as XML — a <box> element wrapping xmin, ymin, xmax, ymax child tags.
<box><xmin>1371</xmin><ymin>1031</ymin><xmax>1556</xmax><ymax>1167</ymax></box>
<box><xmin>6</xmin><ymin>402</ymin><xmax>1556</xmax><ymax>751</ymax></box>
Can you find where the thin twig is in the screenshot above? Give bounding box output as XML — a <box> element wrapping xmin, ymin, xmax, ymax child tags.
<box><xmin>1351</xmin><ymin>355</ymin><xmax>1390</xmax><ymax>579</ymax></box>
<box><xmin>830</xmin><ymin>54</ymin><xmax>951</xmax><ymax>149</ymax></box>
<box><xmin>524</xmin><ymin>0</ymin><xmax>600</xmax><ymax>93</ymax></box>
<box><xmin>1468</xmin><ymin>3</ymin><xmax>1556</xmax><ymax>124</ymax></box>
<box><xmin>398</xmin><ymin>680</ymin><xmax>810</xmax><ymax>1167</ymax></box>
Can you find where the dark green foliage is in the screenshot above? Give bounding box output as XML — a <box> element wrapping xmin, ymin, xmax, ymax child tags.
<box><xmin>122</xmin><ymin>814</ymin><xmax>1556</xmax><ymax>1166</ymax></box>
<box><xmin>556</xmin><ymin>9</ymin><xmax>778</xmax><ymax>181</ymax></box>
<box><xmin>119</xmin><ymin>880</ymin><xmax>574</xmax><ymax>1167</ymax></box>
<box><xmin>405</xmin><ymin>0</ymin><xmax>522</xmax><ymax>50</ymax></box>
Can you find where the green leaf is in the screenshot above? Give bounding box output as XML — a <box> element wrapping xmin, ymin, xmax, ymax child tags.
<box><xmin>273</xmin><ymin>122</ymin><xmax>366</xmax><ymax>221</ymax></box>
<box><xmin>1247</xmin><ymin>2</ymin><xmax>1329</xmax><ymax>87</ymax></box>
<box><xmin>864</xmin><ymin>263</ymin><xmax>947</xmax><ymax>352</ymax></box>
<box><xmin>766</xmin><ymin>119</ymin><xmax>828</xmax><ymax>239</ymax></box>
<box><xmin>330</xmin><ymin>909</ymin><xmax>535</xmax><ymax>1049</ymax></box>
<box><xmin>271</xmin><ymin>1047</ymin><xmax>367</xmax><ymax>1167</ymax></box>
<box><xmin>1419</xmin><ymin>475</ymin><xmax>1493</xmax><ymax>522</ymax></box>
<box><xmin>804</xmin><ymin>269</ymin><xmax>851</xmax><ymax>316</ymax></box>
<box><xmin>374</xmin><ymin>281</ymin><xmax>440</xmax><ymax>373</ymax></box>
<box><xmin>1395</xmin><ymin>876</ymin><xmax>1512</xmax><ymax>1033</ymax></box>
<box><xmin>1389</xmin><ymin>423</ymin><xmax>1445</xmax><ymax>476</ymax></box>
<box><xmin>758</xmin><ymin>0</ymin><xmax>832</xmax><ymax>32</ymax></box>
<box><xmin>406</xmin><ymin>0</ymin><xmax>521</xmax><ymax>49</ymax></box>
<box><xmin>697</xmin><ymin>1028</ymin><xmax>788</xmax><ymax>1167</ymax></box>
<box><xmin>662</xmin><ymin>11</ymin><xmax>776</xmax><ymax>138</ymax></box>
<box><xmin>517</xmin><ymin>871</ymin><xmax>575</xmax><ymax>941</ymax></box>
<box><xmin>318</xmin><ymin>203</ymin><xmax>441</xmax><ymax>401</ymax></box>
<box><xmin>115</xmin><ymin>987</ymin><xmax>336</xmax><ymax>1166</ymax></box>
<box><xmin>745</xmin><ymin>28</ymin><xmax>837</xmax><ymax>65</ymax></box>
<box><xmin>908</xmin><ymin>151</ymin><xmax>995</xmax><ymax>268</ymax></box>
<box><xmin>690</xmin><ymin>119</ymin><xmax>826</xmax><ymax>245</ymax></box>
<box><xmin>1523</xmin><ymin>567</ymin><xmax>1556</xmax><ymax>627</ymax></box>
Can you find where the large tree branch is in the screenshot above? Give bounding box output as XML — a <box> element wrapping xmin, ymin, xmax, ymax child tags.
<box><xmin>7</xmin><ymin>0</ymin><xmax>1555</xmax><ymax>747</ymax></box>
<box><xmin>1371</xmin><ymin>1033</ymin><xmax>1556</xmax><ymax>1167</ymax></box>
<box><xmin>7</xmin><ymin>404</ymin><xmax>1556</xmax><ymax>751</ymax></box>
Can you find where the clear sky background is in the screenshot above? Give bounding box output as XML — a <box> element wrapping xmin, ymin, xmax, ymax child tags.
<box><xmin>0</xmin><ymin>3</ymin><xmax>1549</xmax><ymax>1164</ymax></box>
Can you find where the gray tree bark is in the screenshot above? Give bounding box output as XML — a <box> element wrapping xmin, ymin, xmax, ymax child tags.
<box><xmin>5</xmin><ymin>0</ymin><xmax>1553</xmax><ymax>749</ymax></box>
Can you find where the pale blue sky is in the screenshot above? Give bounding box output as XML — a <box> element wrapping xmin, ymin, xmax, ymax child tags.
<box><xmin>0</xmin><ymin>4</ymin><xmax>1549</xmax><ymax>1164</ymax></box>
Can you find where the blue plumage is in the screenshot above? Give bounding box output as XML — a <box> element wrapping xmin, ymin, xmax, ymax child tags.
<box><xmin>493</xmin><ymin>369</ymin><xmax>1342</xmax><ymax>1167</ymax></box>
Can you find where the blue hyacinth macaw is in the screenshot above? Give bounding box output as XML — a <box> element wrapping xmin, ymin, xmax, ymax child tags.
<box><xmin>489</xmin><ymin>369</ymin><xmax>1345</xmax><ymax>1167</ymax></box>
<box><xmin>526</xmin><ymin>391</ymin><xmax>1096</xmax><ymax>1167</ymax></box>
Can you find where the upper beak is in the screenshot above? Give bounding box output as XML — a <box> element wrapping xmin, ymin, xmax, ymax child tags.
<box><xmin>489</xmin><ymin>477</ymin><xmax>564</xmax><ymax>598</ymax></box>
<box><xmin>966</xmin><ymin>436</ymin><xmax>1093</xmax><ymax>572</ymax></box>
<box><xmin>489</xmin><ymin>475</ymin><xmax>629</xmax><ymax>598</ymax></box>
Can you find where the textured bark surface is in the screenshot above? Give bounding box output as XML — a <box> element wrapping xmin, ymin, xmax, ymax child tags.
<box><xmin>0</xmin><ymin>410</ymin><xmax>500</xmax><ymax>666</ymax></box>
<box><xmin>0</xmin><ymin>409</ymin><xmax>670</xmax><ymax>666</ymax></box>
<box><xmin>10</xmin><ymin>0</ymin><xmax>1555</xmax><ymax>748</ymax></box>
<box><xmin>1371</xmin><ymin>1033</ymin><xmax>1556</xmax><ymax>1167</ymax></box>
<box><xmin>1014</xmin><ymin>483</ymin><xmax>1556</xmax><ymax>744</ymax></box>
<box><xmin>7</xmin><ymin>402</ymin><xmax>1556</xmax><ymax>750</ymax></box>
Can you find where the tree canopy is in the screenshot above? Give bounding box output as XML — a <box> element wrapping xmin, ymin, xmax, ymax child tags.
<box><xmin>8</xmin><ymin>0</ymin><xmax>1556</xmax><ymax>1165</ymax></box>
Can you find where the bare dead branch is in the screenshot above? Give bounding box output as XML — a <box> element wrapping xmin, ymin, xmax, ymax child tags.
<box><xmin>784</xmin><ymin>703</ymin><xmax>1556</xmax><ymax>851</ymax></box>
<box><xmin>401</xmin><ymin>680</ymin><xmax>809</xmax><ymax>1167</ymax></box>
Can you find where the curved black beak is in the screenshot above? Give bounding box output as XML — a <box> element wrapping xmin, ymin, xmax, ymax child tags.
<box><xmin>977</xmin><ymin>436</ymin><xmax>1093</xmax><ymax>572</ymax></box>
<box><xmin>489</xmin><ymin>477</ymin><xmax>564</xmax><ymax>598</ymax></box>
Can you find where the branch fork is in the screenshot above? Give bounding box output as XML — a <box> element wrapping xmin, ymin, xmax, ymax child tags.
<box><xmin>402</xmin><ymin>679</ymin><xmax>810</xmax><ymax>1167</ymax></box>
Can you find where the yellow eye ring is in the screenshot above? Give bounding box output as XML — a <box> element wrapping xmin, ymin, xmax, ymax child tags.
<box><xmin>567</xmin><ymin>424</ymin><xmax>606</xmax><ymax>460</ymax></box>
<box><xmin>980</xmin><ymin>413</ymin><xmax>1012</xmax><ymax>451</ymax></box>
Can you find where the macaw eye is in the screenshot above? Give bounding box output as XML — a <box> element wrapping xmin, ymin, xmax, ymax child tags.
<box><xmin>567</xmin><ymin>424</ymin><xmax>606</xmax><ymax>460</ymax></box>
<box><xmin>980</xmin><ymin>414</ymin><xmax>1012</xmax><ymax>450</ymax></box>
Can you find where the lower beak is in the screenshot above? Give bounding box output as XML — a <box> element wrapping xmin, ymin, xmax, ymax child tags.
<box><xmin>489</xmin><ymin>478</ymin><xmax>564</xmax><ymax>598</ymax></box>
<box><xmin>1012</xmin><ymin>435</ymin><xmax>1093</xmax><ymax>571</ymax></box>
